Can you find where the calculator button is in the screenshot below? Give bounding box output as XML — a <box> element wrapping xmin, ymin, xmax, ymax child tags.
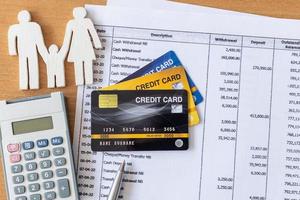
<box><xmin>10</xmin><ymin>154</ymin><xmax>21</xmax><ymax>163</ymax></box>
<box><xmin>30</xmin><ymin>194</ymin><xmax>41</xmax><ymax>200</ymax></box>
<box><xmin>53</xmin><ymin>147</ymin><xmax>65</xmax><ymax>156</ymax></box>
<box><xmin>26</xmin><ymin>162</ymin><xmax>37</xmax><ymax>171</ymax></box>
<box><xmin>14</xmin><ymin>185</ymin><xmax>25</xmax><ymax>195</ymax></box>
<box><xmin>7</xmin><ymin>143</ymin><xmax>20</xmax><ymax>153</ymax></box>
<box><xmin>56</xmin><ymin>168</ymin><xmax>68</xmax><ymax>177</ymax></box>
<box><xmin>45</xmin><ymin>191</ymin><xmax>56</xmax><ymax>200</ymax></box>
<box><xmin>58</xmin><ymin>179</ymin><xmax>70</xmax><ymax>198</ymax></box>
<box><xmin>54</xmin><ymin>158</ymin><xmax>66</xmax><ymax>167</ymax></box>
<box><xmin>24</xmin><ymin>152</ymin><xmax>36</xmax><ymax>161</ymax></box>
<box><xmin>23</xmin><ymin>141</ymin><xmax>34</xmax><ymax>150</ymax></box>
<box><xmin>42</xmin><ymin>170</ymin><xmax>53</xmax><ymax>179</ymax></box>
<box><xmin>29</xmin><ymin>183</ymin><xmax>40</xmax><ymax>192</ymax></box>
<box><xmin>43</xmin><ymin>181</ymin><xmax>55</xmax><ymax>190</ymax></box>
<box><xmin>16</xmin><ymin>196</ymin><xmax>27</xmax><ymax>200</ymax></box>
<box><xmin>51</xmin><ymin>137</ymin><xmax>63</xmax><ymax>145</ymax></box>
<box><xmin>11</xmin><ymin>164</ymin><xmax>23</xmax><ymax>173</ymax></box>
<box><xmin>38</xmin><ymin>149</ymin><xmax>50</xmax><ymax>158</ymax></box>
<box><xmin>27</xmin><ymin>173</ymin><xmax>39</xmax><ymax>182</ymax></box>
<box><xmin>40</xmin><ymin>160</ymin><xmax>52</xmax><ymax>169</ymax></box>
<box><xmin>13</xmin><ymin>175</ymin><xmax>24</xmax><ymax>184</ymax></box>
<box><xmin>37</xmin><ymin>139</ymin><xmax>48</xmax><ymax>148</ymax></box>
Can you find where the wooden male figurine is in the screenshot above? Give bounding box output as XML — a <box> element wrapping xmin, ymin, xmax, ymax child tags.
<box><xmin>8</xmin><ymin>10</ymin><xmax>48</xmax><ymax>90</ymax></box>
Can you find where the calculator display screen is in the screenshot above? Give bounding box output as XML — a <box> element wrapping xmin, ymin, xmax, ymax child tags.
<box><xmin>12</xmin><ymin>116</ymin><xmax>53</xmax><ymax>135</ymax></box>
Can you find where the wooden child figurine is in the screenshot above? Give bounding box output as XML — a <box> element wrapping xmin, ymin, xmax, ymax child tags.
<box><xmin>45</xmin><ymin>44</ymin><xmax>66</xmax><ymax>88</ymax></box>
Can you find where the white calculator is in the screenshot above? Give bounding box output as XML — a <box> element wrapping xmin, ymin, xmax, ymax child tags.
<box><xmin>0</xmin><ymin>92</ymin><xmax>79</xmax><ymax>200</ymax></box>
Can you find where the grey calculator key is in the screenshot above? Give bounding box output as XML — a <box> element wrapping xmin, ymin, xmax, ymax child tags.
<box><xmin>53</xmin><ymin>147</ymin><xmax>65</xmax><ymax>156</ymax></box>
<box><xmin>24</xmin><ymin>152</ymin><xmax>36</xmax><ymax>161</ymax></box>
<box><xmin>11</xmin><ymin>164</ymin><xmax>23</xmax><ymax>173</ymax></box>
<box><xmin>38</xmin><ymin>149</ymin><xmax>50</xmax><ymax>158</ymax></box>
<box><xmin>26</xmin><ymin>162</ymin><xmax>37</xmax><ymax>171</ymax></box>
<box><xmin>16</xmin><ymin>196</ymin><xmax>27</xmax><ymax>200</ymax></box>
<box><xmin>30</xmin><ymin>194</ymin><xmax>41</xmax><ymax>200</ymax></box>
<box><xmin>14</xmin><ymin>185</ymin><xmax>25</xmax><ymax>194</ymax></box>
<box><xmin>43</xmin><ymin>181</ymin><xmax>55</xmax><ymax>190</ymax></box>
<box><xmin>58</xmin><ymin>179</ymin><xmax>70</xmax><ymax>198</ymax></box>
<box><xmin>42</xmin><ymin>170</ymin><xmax>53</xmax><ymax>179</ymax></box>
<box><xmin>13</xmin><ymin>175</ymin><xmax>24</xmax><ymax>184</ymax></box>
<box><xmin>56</xmin><ymin>168</ymin><xmax>68</xmax><ymax>177</ymax></box>
<box><xmin>54</xmin><ymin>157</ymin><xmax>66</xmax><ymax>166</ymax></box>
<box><xmin>27</xmin><ymin>173</ymin><xmax>39</xmax><ymax>182</ymax></box>
<box><xmin>45</xmin><ymin>191</ymin><xmax>56</xmax><ymax>200</ymax></box>
<box><xmin>40</xmin><ymin>160</ymin><xmax>52</xmax><ymax>169</ymax></box>
<box><xmin>29</xmin><ymin>183</ymin><xmax>40</xmax><ymax>192</ymax></box>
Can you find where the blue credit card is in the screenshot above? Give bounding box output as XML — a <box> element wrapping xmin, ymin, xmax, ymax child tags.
<box><xmin>120</xmin><ymin>51</ymin><xmax>203</xmax><ymax>105</ymax></box>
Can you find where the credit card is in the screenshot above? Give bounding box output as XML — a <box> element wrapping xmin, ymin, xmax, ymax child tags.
<box><xmin>91</xmin><ymin>90</ymin><xmax>189</xmax><ymax>151</ymax></box>
<box><xmin>120</xmin><ymin>51</ymin><xmax>203</xmax><ymax>105</ymax></box>
<box><xmin>102</xmin><ymin>67</ymin><xmax>200</xmax><ymax>126</ymax></box>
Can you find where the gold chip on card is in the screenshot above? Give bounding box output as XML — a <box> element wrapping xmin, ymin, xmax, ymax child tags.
<box><xmin>98</xmin><ymin>94</ymin><xmax>118</xmax><ymax>108</ymax></box>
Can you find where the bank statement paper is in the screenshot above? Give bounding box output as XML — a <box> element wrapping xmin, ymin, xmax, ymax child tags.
<box><xmin>107</xmin><ymin>0</ymin><xmax>270</xmax><ymax>18</ymax></box>
<box><xmin>73</xmin><ymin>4</ymin><xmax>300</xmax><ymax>200</ymax></box>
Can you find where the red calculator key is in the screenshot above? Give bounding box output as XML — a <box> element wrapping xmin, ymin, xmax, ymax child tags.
<box><xmin>7</xmin><ymin>143</ymin><xmax>20</xmax><ymax>153</ymax></box>
<box><xmin>10</xmin><ymin>154</ymin><xmax>21</xmax><ymax>163</ymax></box>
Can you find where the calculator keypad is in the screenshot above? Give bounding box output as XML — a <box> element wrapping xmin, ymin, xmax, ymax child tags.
<box><xmin>7</xmin><ymin>137</ymin><xmax>73</xmax><ymax>199</ymax></box>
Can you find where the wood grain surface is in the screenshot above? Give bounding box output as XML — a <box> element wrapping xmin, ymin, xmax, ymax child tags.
<box><xmin>0</xmin><ymin>0</ymin><xmax>300</xmax><ymax>199</ymax></box>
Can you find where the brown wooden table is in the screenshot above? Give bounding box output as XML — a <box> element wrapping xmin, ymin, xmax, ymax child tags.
<box><xmin>0</xmin><ymin>0</ymin><xmax>300</xmax><ymax>198</ymax></box>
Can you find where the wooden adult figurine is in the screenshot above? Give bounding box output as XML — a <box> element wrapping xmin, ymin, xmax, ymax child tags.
<box><xmin>8</xmin><ymin>10</ymin><xmax>48</xmax><ymax>90</ymax></box>
<box><xmin>61</xmin><ymin>7</ymin><xmax>102</xmax><ymax>85</ymax></box>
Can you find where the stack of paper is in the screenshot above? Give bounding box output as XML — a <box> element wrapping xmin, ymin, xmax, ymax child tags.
<box><xmin>73</xmin><ymin>1</ymin><xmax>300</xmax><ymax>199</ymax></box>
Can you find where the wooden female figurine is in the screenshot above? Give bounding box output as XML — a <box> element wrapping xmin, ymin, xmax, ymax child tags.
<box><xmin>61</xmin><ymin>7</ymin><xmax>102</xmax><ymax>85</ymax></box>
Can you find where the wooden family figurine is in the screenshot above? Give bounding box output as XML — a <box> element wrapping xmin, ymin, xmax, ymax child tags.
<box><xmin>8</xmin><ymin>7</ymin><xmax>102</xmax><ymax>90</ymax></box>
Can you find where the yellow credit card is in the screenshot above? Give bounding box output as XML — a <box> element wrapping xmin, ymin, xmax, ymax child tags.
<box><xmin>102</xmin><ymin>67</ymin><xmax>200</xmax><ymax>126</ymax></box>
